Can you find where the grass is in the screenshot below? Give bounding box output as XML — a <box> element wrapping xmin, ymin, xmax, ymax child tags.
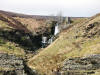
<box><xmin>0</xmin><ymin>20</ymin><xmax>13</xmax><ymax>30</ymax></box>
<box><xmin>0</xmin><ymin>37</ymin><xmax>25</xmax><ymax>57</ymax></box>
<box><xmin>0</xmin><ymin>20</ymin><xmax>25</xmax><ymax>57</ymax></box>
<box><xmin>28</xmin><ymin>15</ymin><xmax>100</xmax><ymax>75</ymax></box>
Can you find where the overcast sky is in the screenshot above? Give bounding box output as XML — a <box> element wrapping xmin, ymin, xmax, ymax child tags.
<box><xmin>0</xmin><ymin>0</ymin><xmax>100</xmax><ymax>17</ymax></box>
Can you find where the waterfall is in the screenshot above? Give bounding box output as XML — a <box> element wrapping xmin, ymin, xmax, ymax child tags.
<box><xmin>42</xmin><ymin>37</ymin><xmax>47</xmax><ymax>43</ymax></box>
<box><xmin>41</xmin><ymin>36</ymin><xmax>47</xmax><ymax>48</ymax></box>
<box><xmin>54</xmin><ymin>23</ymin><xmax>60</xmax><ymax>35</ymax></box>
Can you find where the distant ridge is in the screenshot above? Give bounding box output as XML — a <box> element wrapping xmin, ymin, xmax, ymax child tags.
<box><xmin>0</xmin><ymin>10</ymin><xmax>57</xmax><ymax>20</ymax></box>
<box><xmin>0</xmin><ymin>10</ymin><xmax>88</xmax><ymax>20</ymax></box>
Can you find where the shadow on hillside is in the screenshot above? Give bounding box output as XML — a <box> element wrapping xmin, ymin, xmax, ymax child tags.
<box><xmin>0</xmin><ymin>29</ymin><xmax>42</xmax><ymax>51</ymax></box>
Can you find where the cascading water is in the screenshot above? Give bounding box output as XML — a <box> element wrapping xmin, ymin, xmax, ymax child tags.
<box><xmin>54</xmin><ymin>23</ymin><xmax>60</xmax><ymax>35</ymax></box>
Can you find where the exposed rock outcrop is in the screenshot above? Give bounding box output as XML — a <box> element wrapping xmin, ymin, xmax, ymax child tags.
<box><xmin>0</xmin><ymin>53</ymin><xmax>37</xmax><ymax>75</ymax></box>
<box><xmin>60</xmin><ymin>54</ymin><xmax>100</xmax><ymax>75</ymax></box>
<box><xmin>0</xmin><ymin>53</ymin><xmax>25</xmax><ymax>75</ymax></box>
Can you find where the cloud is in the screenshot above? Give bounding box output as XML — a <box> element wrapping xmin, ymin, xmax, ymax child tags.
<box><xmin>0</xmin><ymin>0</ymin><xmax>100</xmax><ymax>17</ymax></box>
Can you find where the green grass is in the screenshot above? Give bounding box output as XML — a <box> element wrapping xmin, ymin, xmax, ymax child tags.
<box><xmin>0</xmin><ymin>20</ymin><xmax>25</xmax><ymax>57</ymax></box>
<box><xmin>0</xmin><ymin>20</ymin><xmax>13</xmax><ymax>30</ymax></box>
<box><xmin>0</xmin><ymin>37</ymin><xmax>25</xmax><ymax>57</ymax></box>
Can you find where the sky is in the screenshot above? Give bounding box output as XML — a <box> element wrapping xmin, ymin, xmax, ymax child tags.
<box><xmin>0</xmin><ymin>0</ymin><xmax>100</xmax><ymax>17</ymax></box>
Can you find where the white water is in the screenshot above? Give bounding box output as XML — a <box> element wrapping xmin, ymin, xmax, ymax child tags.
<box><xmin>54</xmin><ymin>24</ymin><xmax>60</xmax><ymax>35</ymax></box>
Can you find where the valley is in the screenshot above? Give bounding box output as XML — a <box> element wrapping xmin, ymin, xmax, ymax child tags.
<box><xmin>0</xmin><ymin>10</ymin><xmax>100</xmax><ymax>75</ymax></box>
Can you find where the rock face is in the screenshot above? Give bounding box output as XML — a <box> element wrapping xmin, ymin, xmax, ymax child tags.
<box><xmin>60</xmin><ymin>54</ymin><xmax>100</xmax><ymax>75</ymax></box>
<box><xmin>0</xmin><ymin>53</ymin><xmax>26</xmax><ymax>75</ymax></box>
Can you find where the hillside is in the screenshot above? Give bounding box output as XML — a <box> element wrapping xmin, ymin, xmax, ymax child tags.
<box><xmin>0</xmin><ymin>10</ymin><xmax>51</xmax><ymax>35</ymax></box>
<box><xmin>0</xmin><ymin>10</ymin><xmax>57</xmax><ymax>20</ymax></box>
<box><xmin>0</xmin><ymin>10</ymin><xmax>93</xmax><ymax>75</ymax></box>
<box><xmin>0</xmin><ymin>12</ymin><xmax>30</xmax><ymax>33</ymax></box>
<box><xmin>0</xmin><ymin>10</ymin><xmax>88</xmax><ymax>35</ymax></box>
<box><xmin>0</xmin><ymin>10</ymin><xmax>55</xmax><ymax>53</ymax></box>
<box><xmin>0</xmin><ymin>11</ymin><xmax>45</xmax><ymax>56</ymax></box>
<box><xmin>28</xmin><ymin>13</ymin><xmax>100</xmax><ymax>75</ymax></box>
<box><xmin>0</xmin><ymin>14</ymin><xmax>26</xmax><ymax>56</ymax></box>
<box><xmin>0</xmin><ymin>10</ymin><xmax>56</xmax><ymax>75</ymax></box>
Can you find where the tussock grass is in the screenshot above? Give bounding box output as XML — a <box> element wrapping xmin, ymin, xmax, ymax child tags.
<box><xmin>28</xmin><ymin>15</ymin><xmax>100</xmax><ymax>75</ymax></box>
<box><xmin>0</xmin><ymin>20</ymin><xmax>25</xmax><ymax>57</ymax></box>
<box><xmin>0</xmin><ymin>37</ymin><xmax>25</xmax><ymax>56</ymax></box>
